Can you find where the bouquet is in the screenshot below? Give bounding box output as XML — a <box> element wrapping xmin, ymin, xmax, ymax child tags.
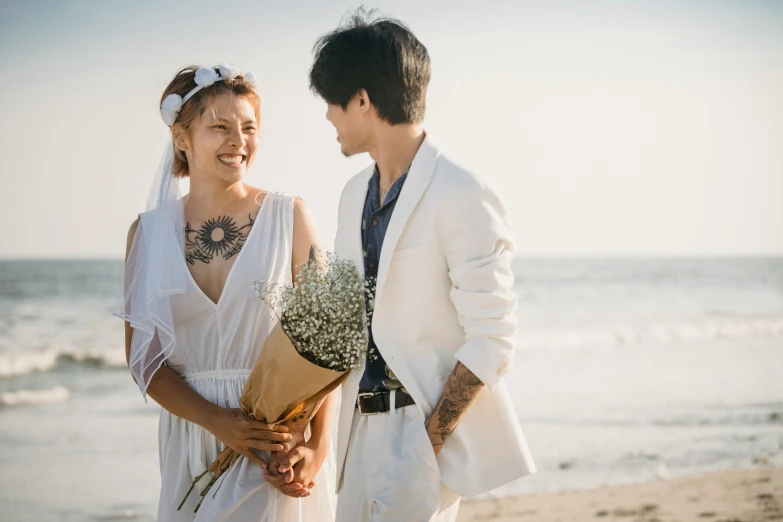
<box><xmin>179</xmin><ymin>251</ymin><xmax>371</xmax><ymax>511</ymax></box>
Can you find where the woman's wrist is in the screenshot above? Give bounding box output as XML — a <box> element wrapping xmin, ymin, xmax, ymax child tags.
<box><xmin>305</xmin><ymin>426</ymin><xmax>331</xmax><ymax>454</ymax></box>
<box><xmin>196</xmin><ymin>404</ymin><xmax>223</xmax><ymax>434</ymax></box>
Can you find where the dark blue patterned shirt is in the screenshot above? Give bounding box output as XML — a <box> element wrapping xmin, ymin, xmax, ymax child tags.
<box><xmin>359</xmin><ymin>165</ymin><xmax>408</xmax><ymax>392</ymax></box>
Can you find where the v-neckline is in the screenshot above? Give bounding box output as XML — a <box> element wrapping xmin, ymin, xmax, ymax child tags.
<box><xmin>181</xmin><ymin>193</ymin><xmax>271</xmax><ymax>309</ymax></box>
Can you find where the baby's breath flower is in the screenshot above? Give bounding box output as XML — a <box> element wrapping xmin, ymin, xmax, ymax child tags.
<box><xmin>252</xmin><ymin>252</ymin><xmax>373</xmax><ymax>372</ymax></box>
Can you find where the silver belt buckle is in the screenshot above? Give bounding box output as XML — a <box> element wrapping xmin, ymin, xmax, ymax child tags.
<box><xmin>357</xmin><ymin>392</ymin><xmax>379</xmax><ymax>415</ymax></box>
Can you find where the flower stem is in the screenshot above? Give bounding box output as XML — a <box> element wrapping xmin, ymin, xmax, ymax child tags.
<box><xmin>177</xmin><ymin>468</ymin><xmax>211</xmax><ymax>511</ymax></box>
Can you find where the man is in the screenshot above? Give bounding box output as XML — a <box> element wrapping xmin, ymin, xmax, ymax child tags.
<box><xmin>309</xmin><ymin>10</ymin><xmax>536</xmax><ymax>521</ymax></box>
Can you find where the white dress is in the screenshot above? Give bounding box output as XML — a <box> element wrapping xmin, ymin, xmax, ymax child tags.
<box><xmin>152</xmin><ymin>192</ymin><xmax>337</xmax><ymax>522</ymax></box>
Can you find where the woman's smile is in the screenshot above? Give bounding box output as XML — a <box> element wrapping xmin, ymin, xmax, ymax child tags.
<box><xmin>218</xmin><ymin>154</ymin><xmax>246</xmax><ymax>168</ymax></box>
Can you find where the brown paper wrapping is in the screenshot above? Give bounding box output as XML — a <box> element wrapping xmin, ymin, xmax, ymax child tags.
<box><xmin>239</xmin><ymin>322</ymin><xmax>349</xmax><ymax>425</ymax></box>
<box><xmin>181</xmin><ymin>322</ymin><xmax>349</xmax><ymax>511</ymax></box>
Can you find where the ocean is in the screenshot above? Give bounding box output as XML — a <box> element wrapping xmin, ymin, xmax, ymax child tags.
<box><xmin>0</xmin><ymin>258</ymin><xmax>781</xmax><ymax>521</ymax></box>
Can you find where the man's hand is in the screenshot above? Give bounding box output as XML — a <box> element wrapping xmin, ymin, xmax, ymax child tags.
<box><xmin>424</xmin><ymin>361</ymin><xmax>484</xmax><ymax>454</ymax></box>
<box><xmin>263</xmin><ymin>430</ymin><xmax>305</xmax><ymax>493</ymax></box>
<box><xmin>269</xmin><ymin>438</ymin><xmax>327</xmax><ymax>498</ymax></box>
<box><xmin>260</xmin><ymin>383</ymin><xmax>338</xmax><ymax>498</ymax></box>
<box><xmin>262</xmin><ymin>430</ymin><xmax>323</xmax><ymax>498</ymax></box>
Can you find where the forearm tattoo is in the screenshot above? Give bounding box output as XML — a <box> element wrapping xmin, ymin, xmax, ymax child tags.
<box><xmin>185</xmin><ymin>214</ymin><xmax>254</xmax><ymax>265</ymax></box>
<box><xmin>426</xmin><ymin>362</ymin><xmax>484</xmax><ymax>450</ymax></box>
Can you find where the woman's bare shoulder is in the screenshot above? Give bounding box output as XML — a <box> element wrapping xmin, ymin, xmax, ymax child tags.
<box><xmin>127</xmin><ymin>217</ymin><xmax>140</xmax><ymax>240</ymax></box>
<box><xmin>292</xmin><ymin>195</ymin><xmax>307</xmax><ymax>211</ymax></box>
<box><xmin>126</xmin><ymin>217</ymin><xmax>140</xmax><ymax>259</ymax></box>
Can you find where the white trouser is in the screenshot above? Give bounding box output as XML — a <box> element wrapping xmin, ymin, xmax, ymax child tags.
<box><xmin>336</xmin><ymin>396</ymin><xmax>461</xmax><ymax>522</ymax></box>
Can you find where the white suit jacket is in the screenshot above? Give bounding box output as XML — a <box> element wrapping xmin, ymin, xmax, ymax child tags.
<box><xmin>333</xmin><ymin>135</ymin><xmax>536</xmax><ymax>497</ymax></box>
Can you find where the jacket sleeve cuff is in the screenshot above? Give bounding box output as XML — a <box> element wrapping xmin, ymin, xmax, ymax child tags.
<box><xmin>454</xmin><ymin>336</ymin><xmax>514</xmax><ymax>391</ymax></box>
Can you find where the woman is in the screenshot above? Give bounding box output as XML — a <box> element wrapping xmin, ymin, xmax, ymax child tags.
<box><xmin>115</xmin><ymin>64</ymin><xmax>337</xmax><ymax>521</ymax></box>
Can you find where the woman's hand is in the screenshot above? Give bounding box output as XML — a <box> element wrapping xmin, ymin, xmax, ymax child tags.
<box><xmin>263</xmin><ymin>429</ymin><xmax>311</xmax><ymax>497</ymax></box>
<box><xmin>274</xmin><ymin>437</ymin><xmax>327</xmax><ymax>498</ymax></box>
<box><xmin>263</xmin><ymin>426</ymin><xmax>327</xmax><ymax>499</ymax></box>
<box><xmin>260</xmin><ymin>386</ymin><xmax>338</xmax><ymax>498</ymax></box>
<box><xmin>204</xmin><ymin>408</ymin><xmax>292</xmax><ymax>471</ymax></box>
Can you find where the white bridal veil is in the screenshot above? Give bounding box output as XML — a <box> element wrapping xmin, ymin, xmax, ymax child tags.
<box><xmin>113</xmin><ymin>139</ymin><xmax>186</xmax><ymax>399</ymax></box>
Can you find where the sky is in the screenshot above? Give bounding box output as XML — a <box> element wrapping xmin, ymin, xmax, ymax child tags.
<box><xmin>0</xmin><ymin>0</ymin><xmax>781</xmax><ymax>258</ymax></box>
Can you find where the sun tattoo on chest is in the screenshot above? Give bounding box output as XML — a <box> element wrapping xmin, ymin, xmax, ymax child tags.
<box><xmin>184</xmin><ymin>214</ymin><xmax>255</xmax><ymax>265</ymax></box>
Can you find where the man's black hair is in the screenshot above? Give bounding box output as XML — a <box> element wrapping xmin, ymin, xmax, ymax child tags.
<box><xmin>309</xmin><ymin>8</ymin><xmax>431</xmax><ymax>125</ymax></box>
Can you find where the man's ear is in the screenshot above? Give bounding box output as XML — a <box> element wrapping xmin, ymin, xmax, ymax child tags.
<box><xmin>171</xmin><ymin>124</ymin><xmax>189</xmax><ymax>154</ymax></box>
<box><xmin>357</xmin><ymin>89</ymin><xmax>370</xmax><ymax>114</ymax></box>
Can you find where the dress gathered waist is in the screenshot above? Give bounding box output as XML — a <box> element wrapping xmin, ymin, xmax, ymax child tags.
<box><xmin>181</xmin><ymin>369</ymin><xmax>253</xmax><ymax>382</ymax></box>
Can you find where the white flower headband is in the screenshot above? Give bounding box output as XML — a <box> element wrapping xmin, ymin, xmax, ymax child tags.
<box><xmin>160</xmin><ymin>64</ymin><xmax>258</xmax><ymax>126</ymax></box>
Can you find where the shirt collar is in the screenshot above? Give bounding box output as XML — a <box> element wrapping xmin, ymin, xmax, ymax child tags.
<box><xmin>369</xmin><ymin>164</ymin><xmax>408</xmax><ymax>212</ymax></box>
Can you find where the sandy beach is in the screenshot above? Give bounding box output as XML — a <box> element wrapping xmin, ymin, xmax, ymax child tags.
<box><xmin>459</xmin><ymin>467</ymin><xmax>783</xmax><ymax>522</ymax></box>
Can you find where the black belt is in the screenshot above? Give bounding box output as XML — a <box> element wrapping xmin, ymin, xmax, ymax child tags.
<box><xmin>355</xmin><ymin>389</ymin><xmax>415</xmax><ymax>415</ymax></box>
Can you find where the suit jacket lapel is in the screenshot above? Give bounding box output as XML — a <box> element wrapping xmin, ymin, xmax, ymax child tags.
<box><xmin>333</xmin><ymin>168</ymin><xmax>373</xmax><ymax>490</ymax></box>
<box><xmin>339</xmin><ymin>167</ymin><xmax>373</xmax><ymax>275</ymax></box>
<box><xmin>375</xmin><ymin>135</ymin><xmax>440</xmax><ymax>304</ymax></box>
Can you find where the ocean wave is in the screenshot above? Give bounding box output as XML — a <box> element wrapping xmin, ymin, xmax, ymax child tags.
<box><xmin>518</xmin><ymin>316</ymin><xmax>783</xmax><ymax>349</ymax></box>
<box><xmin>0</xmin><ymin>349</ymin><xmax>127</xmax><ymax>378</ymax></box>
<box><xmin>0</xmin><ymin>317</ymin><xmax>780</xmax><ymax>378</ymax></box>
<box><xmin>0</xmin><ymin>385</ymin><xmax>70</xmax><ymax>406</ymax></box>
